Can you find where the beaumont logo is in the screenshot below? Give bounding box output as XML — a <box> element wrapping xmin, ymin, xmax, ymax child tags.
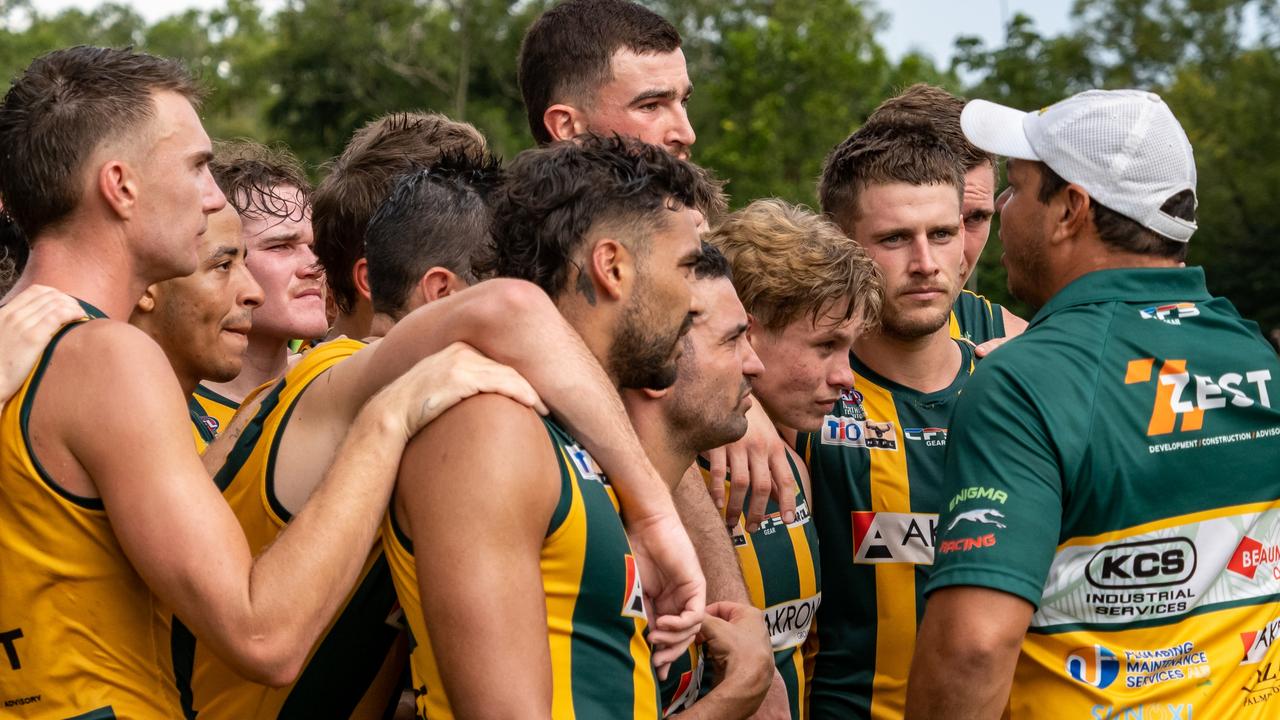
<box><xmin>1229</xmin><ymin>536</ymin><xmax>1280</xmax><ymax>580</ymax></box>
<box><xmin>851</xmin><ymin>511</ymin><xmax>936</xmax><ymax>564</ymax></box>
<box><xmin>1125</xmin><ymin>358</ymin><xmax>1273</xmax><ymax>436</ymax></box>
<box><xmin>1067</xmin><ymin>645</ymin><xmax>1120</xmax><ymax>689</ymax></box>
<box><xmin>1140</xmin><ymin>302</ymin><xmax>1200</xmax><ymax>325</ymax></box>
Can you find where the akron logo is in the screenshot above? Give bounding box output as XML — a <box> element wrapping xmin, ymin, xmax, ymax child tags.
<box><xmin>851</xmin><ymin>511</ymin><xmax>936</xmax><ymax>564</ymax></box>
<box><xmin>1066</xmin><ymin>645</ymin><xmax>1120</xmax><ymax>689</ymax></box>
<box><xmin>621</xmin><ymin>554</ymin><xmax>647</xmax><ymax>620</ymax></box>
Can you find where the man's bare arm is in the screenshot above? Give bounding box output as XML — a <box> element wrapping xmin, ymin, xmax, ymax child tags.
<box><xmin>675</xmin><ymin>465</ymin><xmax>750</xmax><ymax>604</ymax></box>
<box><xmin>673</xmin><ymin>602</ymin><xmax>774</xmax><ymax>720</ymax></box>
<box><xmin>905</xmin><ymin>587</ymin><xmax>1033</xmax><ymax>720</ymax></box>
<box><xmin>54</xmin><ymin>328</ymin><xmax>537</xmax><ymax>685</ymax></box>
<box><xmin>398</xmin><ymin>393</ymin><xmax>560</xmax><ymax>718</ymax></box>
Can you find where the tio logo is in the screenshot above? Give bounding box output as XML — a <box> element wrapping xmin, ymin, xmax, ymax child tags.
<box><xmin>1124</xmin><ymin>358</ymin><xmax>1272</xmax><ymax>436</ymax></box>
<box><xmin>1067</xmin><ymin>645</ymin><xmax>1119</xmax><ymax>689</ymax></box>
<box><xmin>1086</xmin><ymin>538</ymin><xmax>1196</xmax><ymax>589</ymax></box>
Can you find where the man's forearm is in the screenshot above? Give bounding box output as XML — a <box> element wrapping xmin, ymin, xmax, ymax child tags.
<box><xmin>675</xmin><ymin>468</ymin><xmax>749</xmax><ymax>604</ymax></box>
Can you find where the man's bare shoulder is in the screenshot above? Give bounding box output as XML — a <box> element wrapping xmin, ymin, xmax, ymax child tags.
<box><xmin>416</xmin><ymin>392</ymin><xmax>552</xmax><ymax>455</ymax></box>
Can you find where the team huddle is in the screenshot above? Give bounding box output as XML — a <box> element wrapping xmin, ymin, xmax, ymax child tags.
<box><xmin>2</xmin><ymin>0</ymin><xmax>1279</xmax><ymax>719</ymax></box>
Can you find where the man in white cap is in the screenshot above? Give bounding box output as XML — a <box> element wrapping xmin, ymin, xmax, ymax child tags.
<box><xmin>906</xmin><ymin>89</ymin><xmax>1280</xmax><ymax>719</ymax></box>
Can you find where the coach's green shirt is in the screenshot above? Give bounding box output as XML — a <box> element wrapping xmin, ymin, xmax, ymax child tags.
<box><xmin>950</xmin><ymin>288</ymin><xmax>1007</xmax><ymax>345</ymax></box>
<box><xmin>930</xmin><ymin>267</ymin><xmax>1280</xmax><ymax>719</ymax></box>
<box><xmin>800</xmin><ymin>340</ymin><xmax>976</xmax><ymax>720</ymax></box>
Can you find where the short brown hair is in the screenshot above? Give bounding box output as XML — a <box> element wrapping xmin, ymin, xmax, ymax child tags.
<box><xmin>864</xmin><ymin>83</ymin><xmax>995</xmax><ymax>173</ymax></box>
<box><xmin>0</xmin><ymin>46</ymin><xmax>201</xmax><ymax>240</ymax></box>
<box><xmin>819</xmin><ymin>125</ymin><xmax>965</xmax><ymax>236</ymax></box>
<box><xmin>707</xmin><ymin>199</ymin><xmax>882</xmax><ymax>333</ymax></box>
<box><xmin>312</xmin><ymin>112</ymin><xmax>488</xmax><ymax>313</ymax></box>
<box><xmin>211</xmin><ymin>139</ymin><xmax>311</xmax><ymax>223</ymax></box>
<box><xmin>518</xmin><ymin>0</ymin><xmax>681</xmax><ymax>144</ymax></box>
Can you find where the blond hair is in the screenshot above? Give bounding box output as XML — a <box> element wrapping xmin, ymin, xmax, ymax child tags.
<box><xmin>707</xmin><ymin>198</ymin><xmax>882</xmax><ymax>333</ymax></box>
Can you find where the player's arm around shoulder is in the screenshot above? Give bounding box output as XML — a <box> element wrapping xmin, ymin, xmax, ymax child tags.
<box><xmin>396</xmin><ymin>392</ymin><xmax>561</xmax><ymax>720</ymax></box>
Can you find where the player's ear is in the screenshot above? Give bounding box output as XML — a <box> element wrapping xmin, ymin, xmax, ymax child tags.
<box><xmin>587</xmin><ymin>237</ymin><xmax>630</xmax><ymax>302</ymax></box>
<box><xmin>99</xmin><ymin>159</ymin><xmax>138</xmax><ymax>221</ymax></box>
<box><xmin>353</xmin><ymin>257</ymin><xmax>372</xmax><ymax>303</ymax></box>
<box><xmin>134</xmin><ymin>285</ymin><xmax>158</xmax><ymax>314</ymax></box>
<box><xmin>1056</xmin><ymin>184</ymin><xmax>1092</xmax><ymax>245</ymax></box>
<box><xmin>544</xmin><ymin>103</ymin><xmax>588</xmax><ymax>143</ymax></box>
<box><xmin>419</xmin><ymin>267</ymin><xmax>457</xmax><ymax>303</ymax></box>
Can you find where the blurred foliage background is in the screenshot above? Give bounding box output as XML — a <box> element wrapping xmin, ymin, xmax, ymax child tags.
<box><xmin>1</xmin><ymin>0</ymin><xmax>1277</xmax><ymax>328</ymax></box>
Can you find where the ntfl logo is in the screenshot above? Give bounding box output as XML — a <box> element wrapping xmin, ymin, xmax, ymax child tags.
<box><xmin>1066</xmin><ymin>645</ymin><xmax>1120</xmax><ymax>689</ymax></box>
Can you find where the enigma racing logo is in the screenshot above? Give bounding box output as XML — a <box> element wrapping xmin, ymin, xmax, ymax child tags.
<box><xmin>1124</xmin><ymin>358</ymin><xmax>1272</xmax><ymax>435</ymax></box>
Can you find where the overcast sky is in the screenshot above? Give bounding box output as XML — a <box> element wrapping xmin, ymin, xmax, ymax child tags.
<box><xmin>29</xmin><ymin>0</ymin><xmax>1076</xmax><ymax>66</ymax></box>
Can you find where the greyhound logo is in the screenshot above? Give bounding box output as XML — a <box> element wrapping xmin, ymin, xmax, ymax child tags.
<box><xmin>946</xmin><ymin>508</ymin><xmax>1007</xmax><ymax>533</ymax></box>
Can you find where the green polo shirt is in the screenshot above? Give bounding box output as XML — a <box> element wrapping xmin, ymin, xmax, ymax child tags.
<box><xmin>929</xmin><ymin>267</ymin><xmax>1280</xmax><ymax>719</ymax></box>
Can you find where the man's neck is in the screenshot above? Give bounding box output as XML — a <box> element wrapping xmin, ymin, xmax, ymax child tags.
<box><xmin>328</xmin><ymin>303</ymin><xmax>372</xmax><ymax>342</ymax></box>
<box><xmin>203</xmin><ymin>333</ymin><xmax>289</xmax><ymax>403</ymax></box>
<box><xmin>622</xmin><ymin>396</ymin><xmax>693</xmax><ymax>489</ymax></box>
<box><xmin>9</xmin><ymin>231</ymin><xmax>149</xmax><ymax>318</ymax></box>
<box><xmin>853</xmin><ymin>324</ymin><xmax>961</xmax><ymax>394</ymax></box>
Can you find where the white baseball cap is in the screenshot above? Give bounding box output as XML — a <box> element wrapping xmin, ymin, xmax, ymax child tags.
<box><xmin>961</xmin><ymin>89</ymin><xmax>1197</xmax><ymax>242</ymax></box>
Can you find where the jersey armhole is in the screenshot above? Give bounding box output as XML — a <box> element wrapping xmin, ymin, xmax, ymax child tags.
<box><xmin>20</xmin><ymin>319</ymin><xmax>106</xmax><ymax>510</ymax></box>
<box><xmin>544</xmin><ymin>418</ymin><xmax>575</xmax><ymax>539</ymax></box>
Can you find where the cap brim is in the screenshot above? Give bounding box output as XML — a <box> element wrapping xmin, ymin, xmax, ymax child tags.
<box><xmin>961</xmin><ymin>99</ymin><xmax>1040</xmax><ymax>161</ymax></box>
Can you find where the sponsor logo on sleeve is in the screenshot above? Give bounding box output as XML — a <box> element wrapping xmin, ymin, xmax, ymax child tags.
<box><xmin>1139</xmin><ymin>302</ymin><xmax>1200</xmax><ymax>325</ymax></box>
<box><xmin>938</xmin><ymin>533</ymin><xmax>997</xmax><ymax>554</ymax></box>
<box><xmin>948</xmin><ymin>486</ymin><xmax>1009</xmax><ymax>512</ymax></box>
<box><xmin>851</xmin><ymin>511</ymin><xmax>936</xmax><ymax>564</ymax></box>
<box><xmin>763</xmin><ymin>594</ymin><xmax>822</xmax><ymax>651</ymax></box>
<box><xmin>945</xmin><ymin>508</ymin><xmax>1006</xmax><ymax>533</ymax></box>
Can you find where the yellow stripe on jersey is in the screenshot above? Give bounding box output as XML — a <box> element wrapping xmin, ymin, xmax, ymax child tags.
<box><xmin>0</xmin><ymin>319</ymin><xmax>183</xmax><ymax>718</ymax></box>
<box><xmin>861</xmin><ymin>377</ymin><xmax>916</xmax><ymax>720</ymax></box>
<box><xmin>948</xmin><ymin>311</ymin><xmax>963</xmax><ymax>340</ymax></box>
<box><xmin>188</xmin><ymin>339</ymin><xmax>402</xmax><ymax>719</ymax></box>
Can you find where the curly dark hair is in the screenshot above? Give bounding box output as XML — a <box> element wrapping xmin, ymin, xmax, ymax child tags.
<box><xmin>491</xmin><ymin>134</ymin><xmax>708</xmax><ymax>298</ymax></box>
<box><xmin>210</xmin><ymin>139</ymin><xmax>312</xmax><ymax>223</ymax></box>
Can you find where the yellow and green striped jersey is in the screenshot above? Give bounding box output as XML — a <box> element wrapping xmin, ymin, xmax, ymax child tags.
<box><xmin>193</xmin><ymin>384</ymin><xmax>239</xmax><ymax>440</ymax></box>
<box><xmin>189</xmin><ymin>396</ymin><xmax>217</xmax><ymax>453</ymax></box>
<box><xmin>0</xmin><ymin>300</ymin><xmax>185</xmax><ymax>719</ymax></box>
<box><xmin>950</xmin><ymin>288</ymin><xmax>1006</xmax><ymax>345</ymax></box>
<box><xmin>799</xmin><ymin>340</ymin><xmax>977</xmax><ymax>720</ymax></box>
<box><xmin>177</xmin><ymin>338</ymin><xmax>406</xmax><ymax>719</ymax></box>
<box><xmin>384</xmin><ymin>415</ymin><xmax>659</xmax><ymax>719</ymax></box>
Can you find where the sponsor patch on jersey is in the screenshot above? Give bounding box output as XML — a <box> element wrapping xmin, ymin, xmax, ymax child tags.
<box><xmin>903</xmin><ymin>426</ymin><xmax>947</xmax><ymax>446</ymax></box>
<box><xmin>1067</xmin><ymin>645</ymin><xmax>1120</xmax><ymax>689</ymax></box>
<box><xmin>663</xmin><ymin>654</ymin><xmax>705</xmax><ymax>715</ymax></box>
<box><xmin>201</xmin><ymin>415</ymin><xmax>219</xmax><ymax>434</ymax></box>
<box><xmin>1241</xmin><ymin>616</ymin><xmax>1280</xmax><ymax>665</ymax></box>
<box><xmin>948</xmin><ymin>486</ymin><xmax>1009</xmax><ymax>512</ymax></box>
<box><xmin>621</xmin><ymin>553</ymin><xmax>646</xmax><ymax>620</ymax></box>
<box><xmin>1229</xmin><ymin>536</ymin><xmax>1280</xmax><ymax>580</ymax></box>
<box><xmin>1139</xmin><ymin>302</ymin><xmax>1199</xmax><ymax>325</ymax></box>
<box><xmin>938</xmin><ymin>533</ymin><xmax>996</xmax><ymax>554</ymax></box>
<box><xmin>852</xmin><ymin>511</ymin><xmax>936</xmax><ymax>564</ymax></box>
<box><xmin>764</xmin><ymin>594</ymin><xmax>821</xmax><ymax>651</ymax></box>
<box><xmin>863</xmin><ymin>420</ymin><xmax>899</xmax><ymax>451</ymax></box>
<box><xmin>945</xmin><ymin>508</ymin><xmax>1006</xmax><ymax>533</ymax></box>
<box><xmin>820</xmin><ymin>415</ymin><xmax>865</xmax><ymax>448</ymax></box>
<box><xmin>1032</xmin><ymin>504</ymin><xmax>1280</xmax><ymax>630</ymax></box>
<box><xmin>565</xmin><ymin>443</ymin><xmax>605</xmax><ymax>484</ymax></box>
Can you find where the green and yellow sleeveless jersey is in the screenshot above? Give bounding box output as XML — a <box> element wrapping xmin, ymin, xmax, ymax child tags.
<box><xmin>384</xmin><ymin>415</ymin><xmax>659</xmax><ymax>719</ymax></box>
<box><xmin>193</xmin><ymin>384</ymin><xmax>239</xmax><ymax>439</ymax></box>
<box><xmin>931</xmin><ymin>267</ymin><xmax>1280</xmax><ymax>719</ymax></box>
<box><xmin>950</xmin><ymin>288</ymin><xmax>1006</xmax><ymax>345</ymax></box>
<box><xmin>189</xmin><ymin>397</ymin><xmax>218</xmax><ymax>453</ymax></box>
<box><xmin>799</xmin><ymin>340</ymin><xmax>977</xmax><ymax>720</ymax></box>
<box><xmin>176</xmin><ymin>338</ymin><xmax>406</xmax><ymax>719</ymax></box>
<box><xmin>0</xmin><ymin>301</ymin><xmax>186</xmax><ymax>718</ymax></box>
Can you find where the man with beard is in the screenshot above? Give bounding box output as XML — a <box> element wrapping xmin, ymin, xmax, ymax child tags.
<box><xmin>386</xmin><ymin>136</ymin><xmax>706</xmax><ymax>718</ymax></box>
<box><xmin>910</xmin><ymin>90</ymin><xmax>1280</xmax><ymax>719</ymax></box>
<box><xmin>129</xmin><ymin>202</ymin><xmax>262</xmax><ymax>452</ymax></box>
<box><xmin>804</xmin><ymin>125</ymin><xmax>975</xmax><ymax>719</ymax></box>
<box><xmin>197</xmin><ymin>141</ymin><xmax>328</xmax><ymax>435</ymax></box>
<box><xmin>621</xmin><ymin>244</ymin><xmax>775</xmax><ymax>718</ymax></box>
